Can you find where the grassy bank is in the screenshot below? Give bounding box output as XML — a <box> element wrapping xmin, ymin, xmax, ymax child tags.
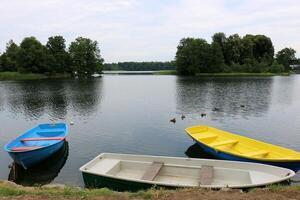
<box><xmin>153</xmin><ymin>70</ymin><xmax>177</xmax><ymax>75</ymax></box>
<box><xmin>1</xmin><ymin>181</ymin><xmax>300</xmax><ymax>200</ymax></box>
<box><xmin>0</xmin><ymin>72</ymin><xmax>71</xmax><ymax>81</ymax></box>
<box><xmin>195</xmin><ymin>72</ymin><xmax>290</xmax><ymax>77</ymax></box>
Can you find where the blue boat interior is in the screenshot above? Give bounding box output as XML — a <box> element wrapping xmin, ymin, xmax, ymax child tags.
<box><xmin>4</xmin><ymin>123</ymin><xmax>67</xmax><ymax>152</ymax></box>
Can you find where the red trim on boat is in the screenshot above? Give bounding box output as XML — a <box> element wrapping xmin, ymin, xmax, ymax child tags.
<box><xmin>11</xmin><ymin>146</ymin><xmax>41</xmax><ymax>151</ymax></box>
<box><xmin>21</xmin><ymin>137</ymin><xmax>65</xmax><ymax>142</ymax></box>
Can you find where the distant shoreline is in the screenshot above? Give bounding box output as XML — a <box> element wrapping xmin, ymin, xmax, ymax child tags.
<box><xmin>0</xmin><ymin>71</ymin><xmax>291</xmax><ymax>81</ymax></box>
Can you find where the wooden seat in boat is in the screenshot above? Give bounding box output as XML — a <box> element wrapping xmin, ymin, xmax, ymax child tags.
<box><xmin>244</xmin><ymin>150</ymin><xmax>269</xmax><ymax>157</ymax></box>
<box><xmin>195</xmin><ymin>134</ymin><xmax>218</xmax><ymax>140</ymax></box>
<box><xmin>141</xmin><ymin>162</ymin><xmax>164</xmax><ymax>181</ymax></box>
<box><xmin>199</xmin><ymin>165</ymin><xmax>213</xmax><ymax>185</ymax></box>
<box><xmin>210</xmin><ymin>139</ymin><xmax>238</xmax><ymax>147</ymax></box>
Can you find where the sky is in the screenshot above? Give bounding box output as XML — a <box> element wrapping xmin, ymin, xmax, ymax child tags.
<box><xmin>0</xmin><ymin>0</ymin><xmax>299</xmax><ymax>63</ymax></box>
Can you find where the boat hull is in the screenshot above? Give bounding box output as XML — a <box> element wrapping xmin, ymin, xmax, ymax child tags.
<box><xmin>194</xmin><ymin>140</ymin><xmax>300</xmax><ymax>172</ymax></box>
<box><xmin>82</xmin><ymin>172</ymin><xmax>171</xmax><ymax>192</ymax></box>
<box><xmin>8</xmin><ymin>140</ymin><xmax>65</xmax><ymax>169</ymax></box>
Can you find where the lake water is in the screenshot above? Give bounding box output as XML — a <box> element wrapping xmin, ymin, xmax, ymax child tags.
<box><xmin>1</xmin><ymin>75</ymin><xmax>300</xmax><ymax>186</ymax></box>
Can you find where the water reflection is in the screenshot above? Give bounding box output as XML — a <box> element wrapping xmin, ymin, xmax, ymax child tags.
<box><xmin>8</xmin><ymin>141</ymin><xmax>69</xmax><ymax>186</ymax></box>
<box><xmin>1</xmin><ymin>79</ymin><xmax>103</xmax><ymax>120</ymax></box>
<box><xmin>176</xmin><ymin>77</ymin><xmax>273</xmax><ymax>119</ymax></box>
<box><xmin>185</xmin><ymin>143</ymin><xmax>218</xmax><ymax>159</ymax></box>
<box><xmin>66</xmin><ymin>79</ymin><xmax>102</xmax><ymax>117</ymax></box>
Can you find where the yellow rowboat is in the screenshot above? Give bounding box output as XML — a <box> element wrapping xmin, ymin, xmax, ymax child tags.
<box><xmin>185</xmin><ymin>125</ymin><xmax>300</xmax><ymax>171</ymax></box>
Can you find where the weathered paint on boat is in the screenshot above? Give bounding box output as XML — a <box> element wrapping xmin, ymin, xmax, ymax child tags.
<box><xmin>185</xmin><ymin>125</ymin><xmax>300</xmax><ymax>171</ymax></box>
<box><xmin>4</xmin><ymin>123</ymin><xmax>67</xmax><ymax>169</ymax></box>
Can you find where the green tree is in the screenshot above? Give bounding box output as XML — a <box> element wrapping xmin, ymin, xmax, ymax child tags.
<box><xmin>17</xmin><ymin>37</ymin><xmax>50</xmax><ymax>73</ymax></box>
<box><xmin>276</xmin><ymin>48</ymin><xmax>296</xmax><ymax>71</ymax></box>
<box><xmin>208</xmin><ymin>42</ymin><xmax>226</xmax><ymax>72</ymax></box>
<box><xmin>252</xmin><ymin>35</ymin><xmax>274</xmax><ymax>65</ymax></box>
<box><xmin>269</xmin><ymin>61</ymin><xmax>284</xmax><ymax>73</ymax></box>
<box><xmin>224</xmin><ymin>34</ymin><xmax>242</xmax><ymax>65</ymax></box>
<box><xmin>240</xmin><ymin>35</ymin><xmax>255</xmax><ymax>65</ymax></box>
<box><xmin>46</xmin><ymin>36</ymin><xmax>71</xmax><ymax>73</ymax></box>
<box><xmin>0</xmin><ymin>40</ymin><xmax>20</xmax><ymax>71</ymax></box>
<box><xmin>212</xmin><ymin>32</ymin><xmax>227</xmax><ymax>64</ymax></box>
<box><xmin>69</xmin><ymin>37</ymin><xmax>104</xmax><ymax>76</ymax></box>
<box><xmin>175</xmin><ymin>38</ymin><xmax>210</xmax><ymax>75</ymax></box>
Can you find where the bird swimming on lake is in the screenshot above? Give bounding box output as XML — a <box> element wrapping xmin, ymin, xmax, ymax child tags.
<box><xmin>240</xmin><ymin>105</ymin><xmax>245</xmax><ymax>108</ymax></box>
<box><xmin>170</xmin><ymin>118</ymin><xmax>176</xmax><ymax>123</ymax></box>
<box><xmin>181</xmin><ymin>114</ymin><xmax>186</xmax><ymax>120</ymax></box>
<box><xmin>201</xmin><ymin>113</ymin><xmax>206</xmax><ymax>117</ymax></box>
<box><xmin>212</xmin><ymin>107</ymin><xmax>220</xmax><ymax>112</ymax></box>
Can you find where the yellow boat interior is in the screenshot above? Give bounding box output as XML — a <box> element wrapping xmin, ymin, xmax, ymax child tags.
<box><xmin>185</xmin><ymin>125</ymin><xmax>300</xmax><ymax>162</ymax></box>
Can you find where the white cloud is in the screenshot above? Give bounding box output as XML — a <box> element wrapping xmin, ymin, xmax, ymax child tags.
<box><xmin>0</xmin><ymin>0</ymin><xmax>299</xmax><ymax>62</ymax></box>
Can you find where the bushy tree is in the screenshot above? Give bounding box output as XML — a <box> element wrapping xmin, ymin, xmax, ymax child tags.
<box><xmin>17</xmin><ymin>37</ymin><xmax>50</xmax><ymax>73</ymax></box>
<box><xmin>224</xmin><ymin>34</ymin><xmax>242</xmax><ymax>65</ymax></box>
<box><xmin>270</xmin><ymin>61</ymin><xmax>284</xmax><ymax>73</ymax></box>
<box><xmin>276</xmin><ymin>48</ymin><xmax>296</xmax><ymax>71</ymax></box>
<box><xmin>69</xmin><ymin>37</ymin><xmax>104</xmax><ymax>75</ymax></box>
<box><xmin>0</xmin><ymin>40</ymin><xmax>20</xmax><ymax>71</ymax></box>
<box><xmin>208</xmin><ymin>42</ymin><xmax>225</xmax><ymax>72</ymax></box>
<box><xmin>252</xmin><ymin>35</ymin><xmax>274</xmax><ymax>65</ymax></box>
<box><xmin>176</xmin><ymin>38</ymin><xmax>210</xmax><ymax>75</ymax></box>
<box><xmin>46</xmin><ymin>36</ymin><xmax>71</xmax><ymax>73</ymax></box>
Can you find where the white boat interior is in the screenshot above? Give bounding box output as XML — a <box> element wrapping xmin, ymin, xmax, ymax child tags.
<box><xmin>80</xmin><ymin>153</ymin><xmax>295</xmax><ymax>188</ymax></box>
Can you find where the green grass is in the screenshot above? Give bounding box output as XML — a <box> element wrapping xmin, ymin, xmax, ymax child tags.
<box><xmin>153</xmin><ymin>70</ymin><xmax>177</xmax><ymax>75</ymax></box>
<box><xmin>1</xmin><ymin>181</ymin><xmax>300</xmax><ymax>200</ymax></box>
<box><xmin>0</xmin><ymin>72</ymin><xmax>71</xmax><ymax>81</ymax></box>
<box><xmin>0</xmin><ymin>182</ymin><xmax>117</xmax><ymax>198</ymax></box>
<box><xmin>195</xmin><ymin>72</ymin><xmax>290</xmax><ymax>77</ymax></box>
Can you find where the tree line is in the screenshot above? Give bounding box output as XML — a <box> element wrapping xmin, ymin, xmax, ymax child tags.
<box><xmin>103</xmin><ymin>61</ymin><xmax>175</xmax><ymax>71</ymax></box>
<box><xmin>176</xmin><ymin>32</ymin><xmax>299</xmax><ymax>75</ymax></box>
<box><xmin>0</xmin><ymin>36</ymin><xmax>104</xmax><ymax>75</ymax></box>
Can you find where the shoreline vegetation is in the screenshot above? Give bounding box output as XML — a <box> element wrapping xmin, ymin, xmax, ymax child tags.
<box><xmin>1</xmin><ymin>181</ymin><xmax>300</xmax><ymax>200</ymax></box>
<box><xmin>0</xmin><ymin>71</ymin><xmax>292</xmax><ymax>81</ymax></box>
<box><xmin>0</xmin><ymin>72</ymin><xmax>71</xmax><ymax>81</ymax></box>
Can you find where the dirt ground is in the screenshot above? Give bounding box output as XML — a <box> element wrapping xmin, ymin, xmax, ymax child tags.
<box><xmin>1</xmin><ymin>188</ymin><xmax>300</xmax><ymax>200</ymax></box>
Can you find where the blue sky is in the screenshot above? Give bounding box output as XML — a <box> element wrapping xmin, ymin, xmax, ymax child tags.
<box><xmin>0</xmin><ymin>0</ymin><xmax>299</xmax><ymax>63</ymax></box>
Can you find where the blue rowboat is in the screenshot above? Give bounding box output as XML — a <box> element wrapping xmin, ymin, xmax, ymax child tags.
<box><xmin>4</xmin><ymin>123</ymin><xmax>68</xmax><ymax>169</ymax></box>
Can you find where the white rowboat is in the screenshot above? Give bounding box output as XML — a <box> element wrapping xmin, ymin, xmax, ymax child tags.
<box><xmin>80</xmin><ymin>153</ymin><xmax>295</xmax><ymax>191</ymax></box>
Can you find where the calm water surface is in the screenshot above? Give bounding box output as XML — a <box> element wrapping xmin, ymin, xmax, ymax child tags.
<box><xmin>0</xmin><ymin>75</ymin><xmax>300</xmax><ymax>186</ymax></box>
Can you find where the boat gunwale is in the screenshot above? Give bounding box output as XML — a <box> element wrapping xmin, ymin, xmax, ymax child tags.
<box><xmin>79</xmin><ymin>153</ymin><xmax>295</xmax><ymax>189</ymax></box>
<box><xmin>3</xmin><ymin>123</ymin><xmax>68</xmax><ymax>153</ymax></box>
<box><xmin>185</xmin><ymin>125</ymin><xmax>300</xmax><ymax>162</ymax></box>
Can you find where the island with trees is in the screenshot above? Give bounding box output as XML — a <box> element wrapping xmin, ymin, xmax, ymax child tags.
<box><xmin>1</xmin><ymin>32</ymin><xmax>299</xmax><ymax>80</ymax></box>
<box><xmin>0</xmin><ymin>36</ymin><xmax>103</xmax><ymax>80</ymax></box>
<box><xmin>175</xmin><ymin>32</ymin><xmax>299</xmax><ymax>75</ymax></box>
